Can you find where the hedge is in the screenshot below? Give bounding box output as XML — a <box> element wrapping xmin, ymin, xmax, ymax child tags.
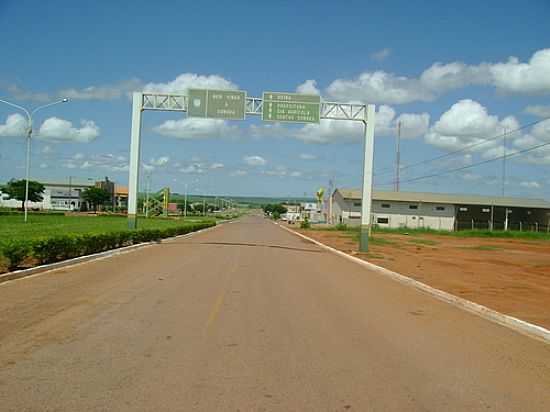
<box><xmin>0</xmin><ymin>222</ymin><xmax>215</xmax><ymax>271</ymax></box>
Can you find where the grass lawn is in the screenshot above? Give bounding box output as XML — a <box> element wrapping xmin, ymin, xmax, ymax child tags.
<box><xmin>0</xmin><ymin>214</ymin><xmax>214</xmax><ymax>243</ymax></box>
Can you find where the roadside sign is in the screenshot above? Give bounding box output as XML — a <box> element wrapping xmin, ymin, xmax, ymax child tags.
<box><xmin>262</xmin><ymin>92</ymin><xmax>320</xmax><ymax>123</ymax></box>
<box><xmin>188</xmin><ymin>89</ymin><xmax>246</xmax><ymax>120</ymax></box>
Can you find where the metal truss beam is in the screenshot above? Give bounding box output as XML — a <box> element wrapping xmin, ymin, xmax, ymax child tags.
<box><xmin>141</xmin><ymin>93</ymin><xmax>368</xmax><ymax>123</ymax></box>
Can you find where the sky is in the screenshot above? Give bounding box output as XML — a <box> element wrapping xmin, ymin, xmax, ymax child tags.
<box><xmin>1</xmin><ymin>0</ymin><xmax>549</xmax><ymax>199</ymax></box>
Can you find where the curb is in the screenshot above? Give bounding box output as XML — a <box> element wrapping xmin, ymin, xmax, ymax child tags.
<box><xmin>276</xmin><ymin>222</ymin><xmax>550</xmax><ymax>344</ymax></box>
<box><xmin>0</xmin><ymin>223</ymin><xmax>221</xmax><ymax>285</ymax></box>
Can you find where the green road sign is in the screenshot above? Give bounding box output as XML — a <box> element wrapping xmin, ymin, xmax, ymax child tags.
<box><xmin>262</xmin><ymin>92</ymin><xmax>321</xmax><ymax>123</ymax></box>
<box><xmin>188</xmin><ymin>89</ymin><xmax>246</xmax><ymax>120</ymax></box>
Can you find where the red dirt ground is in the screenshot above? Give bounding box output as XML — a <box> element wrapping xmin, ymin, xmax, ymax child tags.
<box><xmin>293</xmin><ymin>226</ymin><xmax>550</xmax><ymax>330</ymax></box>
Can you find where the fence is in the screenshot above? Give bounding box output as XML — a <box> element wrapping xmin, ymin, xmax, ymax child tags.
<box><xmin>456</xmin><ymin>220</ymin><xmax>550</xmax><ymax>232</ymax></box>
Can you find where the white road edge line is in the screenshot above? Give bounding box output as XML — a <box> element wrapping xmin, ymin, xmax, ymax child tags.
<box><xmin>275</xmin><ymin>222</ymin><xmax>550</xmax><ymax>344</ymax></box>
<box><xmin>0</xmin><ymin>223</ymin><xmax>223</xmax><ymax>286</ymax></box>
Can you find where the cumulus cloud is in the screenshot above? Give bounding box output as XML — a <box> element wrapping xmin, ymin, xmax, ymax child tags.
<box><xmin>38</xmin><ymin>118</ymin><xmax>100</xmax><ymax>143</ymax></box>
<box><xmin>150</xmin><ymin>156</ymin><xmax>170</xmax><ymax>166</ymax></box>
<box><xmin>231</xmin><ymin>170</ymin><xmax>247</xmax><ymax>176</ymax></box>
<box><xmin>59</xmin><ymin>78</ymin><xmax>142</xmax><ymax>100</ymax></box>
<box><xmin>210</xmin><ymin>162</ymin><xmax>224</xmax><ymax>169</ymax></box>
<box><xmin>179</xmin><ymin>164</ymin><xmax>204</xmax><ymax>174</ymax></box>
<box><xmin>296</xmin><ymin>80</ymin><xmax>320</xmax><ymax>95</ymax></box>
<box><xmin>424</xmin><ymin>99</ymin><xmax>520</xmax><ymax>156</ymax></box>
<box><xmin>524</xmin><ymin>105</ymin><xmax>550</xmax><ymax>118</ymax></box>
<box><xmin>153</xmin><ymin>117</ymin><xmax>238</xmax><ymax>139</ymax></box>
<box><xmin>299</xmin><ymin>153</ymin><xmax>317</xmax><ymax>160</ymax></box>
<box><xmin>291</xmin><ymin>105</ymin><xmax>429</xmax><ymax>144</ymax></box>
<box><xmin>370</xmin><ymin>48</ymin><xmax>391</xmax><ymax>61</ymax></box>
<box><xmin>62</xmin><ymin>153</ymin><xmax>128</xmax><ymax>172</ymax></box>
<box><xmin>0</xmin><ymin>113</ymin><xmax>27</xmax><ymax>137</ymax></box>
<box><xmin>243</xmin><ymin>155</ymin><xmax>267</xmax><ymax>166</ymax></box>
<box><xmin>325</xmin><ymin>48</ymin><xmax>550</xmax><ymax>104</ymax></box>
<box><xmin>520</xmin><ymin>181</ymin><xmax>541</xmax><ymax>189</ymax></box>
<box><xmin>327</xmin><ymin>71</ymin><xmax>432</xmax><ymax>104</ymax></box>
<box><xmin>144</xmin><ymin>73</ymin><xmax>237</xmax><ymax>94</ymax></box>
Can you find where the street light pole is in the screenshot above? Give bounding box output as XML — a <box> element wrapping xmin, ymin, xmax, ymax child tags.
<box><xmin>0</xmin><ymin>98</ymin><xmax>69</xmax><ymax>222</ymax></box>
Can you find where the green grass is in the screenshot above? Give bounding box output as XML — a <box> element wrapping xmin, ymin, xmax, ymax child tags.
<box><xmin>0</xmin><ymin>214</ymin><xmax>214</xmax><ymax>244</ymax></box>
<box><xmin>461</xmin><ymin>245</ymin><xmax>502</xmax><ymax>251</ymax></box>
<box><xmin>407</xmin><ymin>238</ymin><xmax>439</xmax><ymax>246</ymax></box>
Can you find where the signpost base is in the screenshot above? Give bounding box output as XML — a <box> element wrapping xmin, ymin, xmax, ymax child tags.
<box><xmin>359</xmin><ymin>225</ymin><xmax>370</xmax><ymax>252</ymax></box>
<box><xmin>128</xmin><ymin>214</ymin><xmax>137</xmax><ymax>230</ymax></box>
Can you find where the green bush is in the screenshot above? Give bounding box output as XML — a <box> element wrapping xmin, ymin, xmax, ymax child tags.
<box><xmin>1</xmin><ymin>240</ymin><xmax>32</xmax><ymax>270</ymax></box>
<box><xmin>335</xmin><ymin>223</ymin><xmax>348</xmax><ymax>231</ymax></box>
<box><xmin>0</xmin><ymin>222</ymin><xmax>215</xmax><ymax>269</ymax></box>
<box><xmin>300</xmin><ymin>217</ymin><xmax>311</xmax><ymax>229</ymax></box>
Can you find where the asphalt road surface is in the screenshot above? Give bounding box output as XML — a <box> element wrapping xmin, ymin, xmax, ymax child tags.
<box><xmin>1</xmin><ymin>215</ymin><xmax>549</xmax><ymax>411</ymax></box>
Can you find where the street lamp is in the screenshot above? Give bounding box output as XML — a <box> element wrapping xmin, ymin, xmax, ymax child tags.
<box><xmin>0</xmin><ymin>97</ymin><xmax>69</xmax><ymax>222</ymax></box>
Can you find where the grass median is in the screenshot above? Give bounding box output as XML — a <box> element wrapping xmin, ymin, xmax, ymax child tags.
<box><xmin>0</xmin><ymin>214</ymin><xmax>216</xmax><ymax>273</ymax></box>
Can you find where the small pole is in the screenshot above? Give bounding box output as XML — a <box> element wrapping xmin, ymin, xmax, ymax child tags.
<box><xmin>502</xmin><ymin>128</ymin><xmax>507</xmax><ymax>197</ymax></box>
<box><xmin>396</xmin><ymin>121</ymin><xmax>401</xmax><ymax>192</ymax></box>
<box><xmin>24</xmin><ymin>125</ymin><xmax>32</xmax><ymax>222</ymax></box>
<box><xmin>472</xmin><ymin>219</ymin><xmax>474</xmax><ymax>230</ymax></box>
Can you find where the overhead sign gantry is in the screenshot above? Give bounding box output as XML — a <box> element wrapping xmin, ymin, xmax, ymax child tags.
<box><xmin>127</xmin><ymin>89</ymin><xmax>376</xmax><ymax>251</ymax></box>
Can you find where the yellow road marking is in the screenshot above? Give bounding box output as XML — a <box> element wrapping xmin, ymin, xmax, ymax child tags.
<box><xmin>205</xmin><ymin>289</ymin><xmax>226</xmax><ymax>331</ymax></box>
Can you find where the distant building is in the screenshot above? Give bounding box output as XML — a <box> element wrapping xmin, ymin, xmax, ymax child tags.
<box><xmin>0</xmin><ymin>177</ymin><xmax>127</xmax><ymax>212</ymax></box>
<box><xmin>331</xmin><ymin>188</ymin><xmax>550</xmax><ymax>231</ymax></box>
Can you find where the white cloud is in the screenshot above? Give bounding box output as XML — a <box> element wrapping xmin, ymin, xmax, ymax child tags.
<box><xmin>299</xmin><ymin>153</ymin><xmax>317</xmax><ymax>160</ymax></box>
<box><xmin>73</xmin><ymin>152</ymin><xmax>85</xmax><ymax>160</ymax></box>
<box><xmin>325</xmin><ymin>48</ymin><xmax>550</xmax><ymax>104</ymax></box>
<box><xmin>425</xmin><ymin>99</ymin><xmax>519</xmax><ymax>155</ymax></box>
<box><xmin>230</xmin><ymin>170</ymin><xmax>247</xmax><ymax>176</ymax></box>
<box><xmin>0</xmin><ymin>113</ymin><xmax>27</xmax><ymax>137</ymax></box>
<box><xmin>290</xmin><ymin>171</ymin><xmax>302</xmax><ymax>177</ymax></box>
<box><xmin>210</xmin><ymin>162</ymin><xmax>224</xmax><ymax>169</ymax></box>
<box><xmin>243</xmin><ymin>155</ymin><xmax>267</xmax><ymax>166</ymax></box>
<box><xmin>39</xmin><ymin>163</ymin><xmax>48</xmax><ymax>169</ymax></box>
<box><xmin>371</xmin><ymin>48</ymin><xmax>391</xmax><ymax>61</ymax></box>
<box><xmin>143</xmin><ymin>164</ymin><xmax>155</xmax><ymax>172</ymax></box>
<box><xmin>520</xmin><ymin>181</ymin><xmax>541</xmax><ymax>189</ymax></box>
<box><xmin>524</xmin><ymin>105</ymin><xmax>550</xmax><ymax>118</ymax></box>
<box><xmin>327</xmin><ymin>71</ymin><xmax>432</xmax><ymax>104</ymax></box>
<box><xmin>38</xmin><ymin>118</ymin><xmax>100</xmax><ymax>143</ymax></box>
<box><xmin>62</xmin><ymin>153</ymin><xmax>128</xmax><ymax>172</ymax></box>
<box><xmin>42</xmin><ymin>145</ymin><xmax>53</xmax><ymax>154</ymax></box>
<box><xmin>490</xmin><ymin>49</ymin><xmax>550</xmax><ymax>94</ymax></box>
<box><xmin>292</xmin><ymin>105</ymin><xmax>429</xmax><ymax>144</ymax></box>
<box><xmin>296</xmin><ymin>80</ymin><xmax>320</xmax><ymax>95</ymax></box>
<box><xmin>58</xmin><ymin>78</ymin><xmax>142</xmax><ymax>100</ymax></box>
<box><xmin>179</xmin><ymin>164</ymin><xmax>204</xmax><ymax>174</ymax></box>
<box><xmin>6</xmin><ymin>84</ymin><xmax>50</xmax><ymax>103</ymax></box>
<box><xmin>150</xmin><ymin>156</ymin><xmax>170</xmax><ymax>166</ymax></box>
<box><xmin>144</xmin><ymin>73</ymin><xmax>237</xmax><ymax>94</ymax></box>
<box><xmin>153</xmin><ymin>117</ymin><xmax>237</xmax><ymax>140</ymax></box>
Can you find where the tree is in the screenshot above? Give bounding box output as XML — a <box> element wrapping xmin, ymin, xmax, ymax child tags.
<box><xmin>82</xmin><ymin>187</ymin><xmax>111</xmax><ymax>212</ymax></box>
<box><xmin>2</xmin><ymin>179</ymin><xmax>45</xmax><ymax>210</ymax></box>
<box><xmin>262</xmin><ymin>203</ymin><xmax>287</xmax><ymax>216</ymax></box>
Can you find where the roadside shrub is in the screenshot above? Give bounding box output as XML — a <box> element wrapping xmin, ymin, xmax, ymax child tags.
<box><xmin>335</xmin><ymin>223</ymin><xmax>348</xmax><ymax>231</ymax></box>
<box><xmin>9</xmin><ymin>222</ymin><xmax>216</xmax><ymax>268</ymax></box>
<box><xmin>300</xmin><ymin>217</ymin><xmax>311</xmax><ymax>229</ymax></box>
<box><xmin>1</xmin><ymin>240</ymin><xmax>32</xmax><ymax>270</ymax></box>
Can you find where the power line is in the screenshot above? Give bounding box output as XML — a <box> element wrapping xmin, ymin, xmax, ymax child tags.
<box><xmin>375</xmin><ymin>116</ymin><xmax>550</xmax><ymax>178</ymax></box>
<box><xmin>378</xmin><ymin>138</ymin><xmax>550</xmax><ymax>187</ymax></box>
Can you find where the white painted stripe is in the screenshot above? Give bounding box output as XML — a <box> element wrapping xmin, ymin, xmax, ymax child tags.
<box><xmin>276</xmin><ymin>222</ymin><xmax>550</xmax><ymax>344</ymax></box>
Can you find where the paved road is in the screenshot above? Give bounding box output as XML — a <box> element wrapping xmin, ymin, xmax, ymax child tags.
<box><xmin>1</xmin><ymin>215</ymin><xmax>549</xmax><ymax>411</ymax></box>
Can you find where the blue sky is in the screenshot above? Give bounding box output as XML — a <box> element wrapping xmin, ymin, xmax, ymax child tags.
<box><xmin>1</xmin><ymin>0</ymin><xmax>549</xmax><ymax>198</ymax></box>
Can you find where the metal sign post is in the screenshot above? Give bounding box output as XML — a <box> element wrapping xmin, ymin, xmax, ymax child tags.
<box><xmin>127</xmin><ymin>90</ymin><xmax>376</xmax><ymax>251</ymax></box>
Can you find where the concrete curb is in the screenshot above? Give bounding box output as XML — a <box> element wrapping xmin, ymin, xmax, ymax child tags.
<box><xmin>0</xmin><ymin>223</ymin><xmax>221</xmax><ymax>285</ymax></box>
<box><xmin>276</xmin><ymin>222</ymin><xmax>550</xmax><ymax>344</ymax></box>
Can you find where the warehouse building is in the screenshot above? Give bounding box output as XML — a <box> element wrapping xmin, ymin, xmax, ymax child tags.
<box><xmin>331</xmin><ymin>188</ymin><xmax>550</xmax><ymax>232</ymax></box>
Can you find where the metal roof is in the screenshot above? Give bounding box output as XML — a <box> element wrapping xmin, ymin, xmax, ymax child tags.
<box><xmin>335</xmin><ymin>188</ymin><xmax>550</xmax><ymax>209</ymax></box>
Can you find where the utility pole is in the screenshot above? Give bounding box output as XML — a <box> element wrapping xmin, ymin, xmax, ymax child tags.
<box><xmin>144</xmin><ymin>172</ymin><xmax>151</xmax><ymax>218</ymax></box>
<box><xmin>68</xmin><ymin>176</ymin><xmax>73</xmax><ymax>211</ymax></box>
<box><xmin>396</xmin><ymin>121</ymin><xmax>401</xmax><ymax>192</ymax></box>
<box><xmin>502</xmin><ymin>127</ymin><xmax>507</xmax><ymax>197</ymax></box>
<box><xmin>184</xmin><ymin>183</ymin><xmax>188</xmax><ymax>218</ymax></box>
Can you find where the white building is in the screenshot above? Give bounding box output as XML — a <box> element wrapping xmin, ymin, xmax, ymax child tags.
<box><xmin>331</xmin><ymin>188</ymin><xmax>550</xmax><ymax>231</ymax></box>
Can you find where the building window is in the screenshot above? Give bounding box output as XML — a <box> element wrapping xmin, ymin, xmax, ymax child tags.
<box><xmin>482</xmin><ymin>208</ymin><xmax>490</xmax><ymax>213</ymax></box>
<box><xmin>353</xmin><ymin>202</ymin><xmax>361</xmax><ymax>207</ymax></box>
<box><xmin>377</xmin><ymin>217</ymin><xmax>389</xmax><ymax>224</ymax></box>
<box><xmin>381</xmin><ymin>203</ymin><xmax>391</xmax><ymax>208</ymax></box>
<box><xmin>459</xmin><ymin>207</ymin><xmax>468</xmax><ymax>212</ymax></box>
<box><xmin>411</xmin><ymin>216</ymin><xmax>417</xmax><ymax>220</ymax></box>
<box><xmin>409</xmin><ymin>205</ymin><xmax>418</xmax><ymax>210</ymax></box>
<box><xmin>435</xmin><ymin>206</ymin><xmax>445</xmax><ymax>211</ymax></box>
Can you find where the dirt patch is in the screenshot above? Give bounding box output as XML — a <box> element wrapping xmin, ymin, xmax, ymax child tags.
<box><xmin>293</xmin><ymin>226</ymin><xmax>550</xmax><ymax>330</ymax></box>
